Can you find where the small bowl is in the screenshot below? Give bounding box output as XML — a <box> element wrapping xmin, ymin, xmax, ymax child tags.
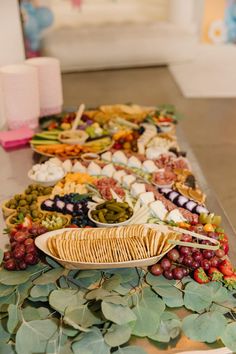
<box><xmin>2</xmin><ymin>200</ymin><xmax>16</xmax><ymax>218</ymax></box>
<box><xmin>88</xmin><ymin>205</ymin><xmax>134</xmax><ymax>228</ymax></box>
<box><xmin>81</xmin><ymin>153</ymin><xmax>100</xmax><ymax>162</ymax></box>
<box><xmin>28</xmin><ymin>170</ymin><xmax>65</xmax><ymax>187</ymax></box>
<box><xmin>58</xmin><ymin>130</ymin><xmax>89</xmax><ymax>145</ymax></box>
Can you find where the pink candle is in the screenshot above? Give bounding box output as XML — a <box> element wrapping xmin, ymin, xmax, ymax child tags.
<box><xmin>26</xmin><ymin>57</ymin><xmax>63</xmax><ymax>117</ymax></box>
<box><xmin>0</xmin><ymin>64</ymin><xmax>40</xmax><ymax>130</ymax></box>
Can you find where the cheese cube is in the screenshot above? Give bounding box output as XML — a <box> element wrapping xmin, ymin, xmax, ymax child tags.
<box><xmin>150</xmin><ymin>201</ymin><xmax>168</xmax><ymax>220</ymax></box>
<box><xmin>87</xmin><ymin>162</ymin><xmax>102</xmax><ymax>175</ymax></box>
<box><xmin>130</xmin><ymin>183</ymin><xmax>146</xmax><ymax>197</ymax></box>
<box><xmin>139</xmin><ymin>192</ymin><xmax>155</xmax><ymax>205</ymax></box>
<box><xmin>112</xmin><ymin>151</ymin><xmax>128</xmax><ymax>165</ymax></box>
<box><xmin>101</xmin><ymin>151</ymin><xmax>112</xmax><ymax>162</ymax></box>
<box><xmin>166</xmin><ymin>209</ymin><xmax>186</xmax><ymax>223</ymax></box>
<box><xmin>127</xmin><ymin>156</ymin><xmax>142</xmax><ymax>169</ymax></box>
<box><xmin>142</xmin><ymin>160</ymin><xmax>158</xmax><ymax>173</ymax></box>
<box><xmin>102</xmin><ymin>163</ymin><xmax>116</xmax><ymax>178</ymax></box>
<box><xmin>122</xmin><ymin>175</ymin><xmax>136</xmax><ymax>189</ymax></box>
<box><xmin>113</xmin><ymin>170</ymin><xmax>127</xmax><ymax>183</ymax></box>
<box><xmin>72</xmin><ymin>161</ymin><xmax>87</xmax><ymax>173</ymax></box>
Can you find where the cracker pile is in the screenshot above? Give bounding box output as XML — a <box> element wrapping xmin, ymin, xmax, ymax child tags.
<box><xmin>47</xmin><ymin>224</ymin><xmax>180</xmax><ymax>263</ymax></box>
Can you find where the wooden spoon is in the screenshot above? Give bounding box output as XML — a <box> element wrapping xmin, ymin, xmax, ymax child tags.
<box><xmin>58</xmin><ymin>104</ymin><xmax>88</xmax><ymax>144</ymax></box>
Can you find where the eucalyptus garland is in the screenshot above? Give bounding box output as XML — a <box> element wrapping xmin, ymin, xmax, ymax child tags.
<box><xmin>0</xmin><ymin>252</ymin><xmax>236</xmax><ymax>354</ymax></box>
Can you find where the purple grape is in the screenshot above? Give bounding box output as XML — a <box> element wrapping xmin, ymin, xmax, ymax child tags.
<box><xmin>179</xmin><ymin>246</ymin><xmax>192</xmax><ymax>256</ymax></box>
<box><xmin>201</xmin><ymin>259</ymin><xmax>211</xmax><ymax>271</ymax></box>
<box><xmin>163</xmin><ymin>269</ymin><xmax>174</xmax><ymax>280</ymax></box>
<box><xmin>160</xmin><ymin>258</ymin><xmax>172</xmax><ymax>270</ymax></box>
<box><xmin>202</xmin><ymin>249</ymin><xmax>215</xmax><ymax>260</ymax></box>
<box><xmin>167</xmin><ymin>249</ymin><xmax>180</xmax><ymax>262</ymax></box>
<box><xmin>183</xmin><ymin>255</ymin><xmax>194</xmax><ymax>267</ymax></box>
<box><xmin>193</xmin><ymin>251</ymin><xmax>203</xmax><ymax>262</ymax></box>
<box><xmin>150</xmin><ymin>264</ymin><xmax>163</xmax><ymax>276</ymax></box>
<box><xmin>172</xmin><ymin>267</ymin><xmax>184</xmax><ymax>280</ymax></box>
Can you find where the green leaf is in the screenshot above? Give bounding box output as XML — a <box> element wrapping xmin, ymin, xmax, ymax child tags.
<box><xmin>64</xmin><ymin>305</ymin><xmax>102</xmax><ymax>328</ymax></box>
<box><xmin>0</xmin><ymin>318</ymin><xmax>10</xmax><ymax>343</ymax></box>
<box><xmin>102</xmin><ymin>301</ymin><xmax>136</xmax><ymax>325</ymax></box>
<box><xmin>183</xmin><ymin>282</ymin><xmax>213</xmax><ymax>312</ymax></box>
<box><xmin>22</xmin><ymin>306</ymin><xmax>51</xmax><ymax>321</ymax></box>
<box><xmin>114</xmin><ymin>285</ymin><xmax>131</xmax><ymax>295</ymax></box>
<box><xmin>7</xmin><ymin>304</ymin><xmax>19</xmax><ymax>333</ymax></box>
<box><xmin>206</xmin><ymin>282</ymin><xmax>228</xmax><ymax>303</ymax></box>
<box><xmin>33</xmin><ymin>268</ymin><xmax>65</xmax><ymax>285</ymax></box>
<box><xmin>30</xmin><ymin>283</ymin><xmax>56</xmax><ymax>298</ymax></box>
<box><xmin>75</xmin><ymin>270</ymin><xmax>102</xmax><ymax>288</ymax></box>
<box><xmin>103</xmin><ymin>295</ymin><xmax>128</xmax><ymax>306</ymax></box>
<box><xmin>0</xmin><ymin>292</ymin><xmax>17</xmax><ymax>312</ymax></box>
<box><xmin>0</xmin><ymin>284</ymin><xmax>16</xmax><ymax>297</ymax></box>
<box><xmin>113</xmin><ymin>346</ymin><xmax>147</xmax><ymax>354</ymax></box>
<box><xmin>28</xmin><ymin>295</ymin><xmax>48</xmax><ymax>302</ymax></box>
<box><xmin>0</xmin><ymin>249</ymin><xmax>3</xmax><ymax>265</ymax></box>
<box><xmin>221</xmin><ymin>322</ymin><xmax>236</xmax><ymax>351</ymax></box>
<box><xmin>104</xmin><ymin>323</ymin><xmax>131</xmax><ymax>347</ymax></box>
<box><xmin>148</xmin><ymin>311</ymin><xmax>181</xmax><ymax>343</ymax></box>
<box><xmin>139</xmin><ymin>287</ymin><xmax>165</xmax><ymax>315</ymax></box>
<box><xmin>18</xmin><ymin>281</ymin><xmax>33</xmax><ymax>303</ymax></box>
<box><xmin>45</xmin><ymin>256</ymin><xmax>61</xmax><ymax>268</ymax></box>
<box><xmin>0</xmin><ymin>269</ymin><xmax>30</xmax><ymax>285</ymax></box>
<box><xmin>86</xmin><ymin>288</ymin><xmax>111</xmax><ymax>301</ymax></box>
<box><xmin>62</xmin><ymin>324</ymin><xmax>79</xmax><ymax>337</ymax></box>
<box><xmin>146</xmin><ymin>274</ymin><xmax>176</xmax><ymax>287</ymax></box>
<box><xmin>59</xmin><ymin>276</ymin><xmax>69</xmax><ymax>289</ymax></box>
<box><xmin>182</xmin><ymin>312</ymin><xmax>227</xmax><ymax>343</ymax></box>
<box><xmin>105</xmin><ymin>268</ymin><xmax>141</xmax><ymax>283</ymax></box>
<box><xmin>131</xmin><ymin>305</ymin><xmax>160</xmax><ymax>337</ymax></box>
<box><xmin>162</xmin><ymin>293</ymin><xmax>184</xmax><ymax>308</ymax></box>
<box><xmin>0</xmin><ymin>343</ymin><xmax>16</xmax><ymax>354</ymax></box>
<box><xmin>72</xmin><ymin>327</ymin><xmax>110</xmax><ymax>354</ymax></box>
<box><xmin>152</xmin><ymin>284</ymin><xmax>181</xmax><ymax>298</ymax></box>
<box><xmin>15</xmin><ymin>319</ymin><xmax>58</xmax><ymax>354</ymax></box>
<box><xmin>49</xmin><ymin>289</ymin><xmax>86</xmax><ymax>314</ymax></box>
<box><xmin>102</xmin><ymin>274</ymin><xmax>121</xmax><ymax>291</ymax></box>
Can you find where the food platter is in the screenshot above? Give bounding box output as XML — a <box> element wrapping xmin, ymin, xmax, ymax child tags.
<box><xmin>1</xmin><ymin>103</ymin><xmax>236</xmax><ymax>354</ymax></box>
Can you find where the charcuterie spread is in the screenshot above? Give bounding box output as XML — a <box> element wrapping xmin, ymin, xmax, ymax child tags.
<box><xmin>1</xmin><ymin>104</ymin><xmax>236</xmax><ymax>353</ymax></box>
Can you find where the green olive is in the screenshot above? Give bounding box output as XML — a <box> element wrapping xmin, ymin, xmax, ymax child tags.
<box><xmin>18</xmin><ymin>199</ymin><xmax>27</xmax><ymax>206</ymax></box>
<box><xmin>31</xmin><ymin>210</ymin><xmax>39</xmax><ymax>218</ymax></box>
<box><xmin>14</xmin><ymin>194</ymin><xmax>21</xmax><ymax>201</ymax></box>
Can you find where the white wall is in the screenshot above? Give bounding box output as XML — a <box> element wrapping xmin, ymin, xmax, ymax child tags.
<box><xmin>0</xmin><ymin>0</ymin><xmax>25</xmax><ymax>66</ymax></box>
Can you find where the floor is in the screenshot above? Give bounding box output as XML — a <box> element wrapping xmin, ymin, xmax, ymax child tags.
<box><xmin>62</xmin><ymin>66</ymin><xmax>236</xmax><ymax>231</ymax></box>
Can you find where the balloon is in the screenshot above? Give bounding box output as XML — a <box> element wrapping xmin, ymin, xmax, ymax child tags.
<box><xmin>35</xmin><ymin>7</ymin><xmax>54</xmax><ymax>30</ymax></box>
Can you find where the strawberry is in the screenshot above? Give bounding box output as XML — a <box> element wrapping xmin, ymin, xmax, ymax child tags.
<box><xmin>193</xmin><ymin>267</ymin><xmax>210</xmax><ymax>284</ymax></box>
<box><xmin>208</xmin><ymin>267</ymin><xmax>223</xmax><ymax>281</ymax></box>
<box><xmin>221</xmin><ymin>242</ymin><xmax>229</xmax><ymax>255</ymax></box>
<box><xmin>223</xmin><ymin>274</ymin><xmax>236</xmax><ymax>291</ymax></box>
<box><xmin>218</xmin><ymin>259</ymin><xmax>234</xmax><ymax>276</ymax></box>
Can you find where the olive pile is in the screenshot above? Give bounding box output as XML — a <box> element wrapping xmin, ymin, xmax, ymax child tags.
<box><xmin>5</xmin><ymin>184</ymin><xmax>52</xmax><ymax>221</ymax></box>
<box><xmin>91</xmin><ymin>200</ymin><xmax>133</xmax><ymax>224</ymax></box>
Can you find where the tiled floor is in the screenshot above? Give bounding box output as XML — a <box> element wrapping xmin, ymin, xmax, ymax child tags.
<box><xmin>62</xmin><ymin>66</ymin><xmax>236</xmax><ymax>230</ymax></box>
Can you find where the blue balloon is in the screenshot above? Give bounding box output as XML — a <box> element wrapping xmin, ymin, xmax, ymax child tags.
<box><xmin>23</xmin><ymin>15</ymin><xmax>39</xmax><ymax>39</ymax></box>
<box><xmin>35</xmin><ymin>7</ymin><xmax>54</xmax><ymax>30</ymax></box>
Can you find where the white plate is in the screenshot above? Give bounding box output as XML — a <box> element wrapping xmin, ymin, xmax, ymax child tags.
<box><xmin>35</xmin><ymin>227</ymin><xmax>174</xmax><ymax>269</ymax></box>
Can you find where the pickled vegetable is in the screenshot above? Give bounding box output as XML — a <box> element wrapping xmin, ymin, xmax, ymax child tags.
<box><xmin>91</xmin><ymin>199</ymin><xmax>133</xmax><ymax>224</ymax></box>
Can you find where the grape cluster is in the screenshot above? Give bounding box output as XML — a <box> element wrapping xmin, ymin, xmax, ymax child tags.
<box><xmin>150</xmin><ymin>231</ymin><xmax>226</xmax><ymax>280</ymax></box>
<box><xmin>3</xmin><ymin>224</ymin><xmax>47</xmax><ymax>271</ymax></box>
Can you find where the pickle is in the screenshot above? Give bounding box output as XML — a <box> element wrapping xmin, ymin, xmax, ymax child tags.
<box><xmin>106</xmin><ymin>204</ymin><xmax>124</xmax><ymax>213</ymax></box>
<box><xmin>98</xmin><ymin>211</ymin><xmax>107</xmax><ymax>223</ymax></box>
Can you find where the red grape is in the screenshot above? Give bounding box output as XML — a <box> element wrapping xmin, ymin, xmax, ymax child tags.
<box><xmin>150</xmin><ymin>264</ymin><xmax>163</xmax><ymax>276</ymax></box>
<box><xmin>13</xmin><ymin>247</ymin><xmax>25</xmax><ymax>260</ymax></box>
<box><xmin>18</xmin><ymin>261</ymin><xmax>27</xmax><ymax>270</ymax></box>
<box><xmin>182</xmin><ymin>268</ymin><xmax>190</xmax><ymax>276</ymax></box>
<box><xmin>10</xmin><ymin>241</ymin><xmax>17</xmax><ymax>249</ymax></box>
<box><xmin>4</xmin><ymin>259</ymin><xmax>16</xmax><ymax>271</ymax></box>
<box><xmin>179</xmin><ymin>246</ymin><xmax>192</xmax><ymax>256</ymax></box>
<box><xmin>14</xmin><ymin>232</ymin><xmax>27</xmax><ymax>243</ymax></box>
<box><xmin>25</xmin><ymin>253</ymin><xmax>38</xmax><ymax>265</ymax></box>
<box><xmin>192</xmin><ymin>260</ymin><xmax>200</xmax><ymax>269</ymax></box>
<box><xmin>10</xmin><ymin>228</ymin><xmax>17</xmax><ymax>237</ymax></box>
<box><xmin>208</xmin><ymin>232</ymin><xmax>218</xmax><ymax>240</ymax></box>
<box><xmin>210</xmin><ymin>256</ymin><xmax>220</xmax><ymax>267</ymax></box>
<box><xmin>24</xmin><ymin>238</ymin><xmax>34</xmax><ymax>246</ymax></box>
<box><xmin>172</xmin><ymin>267</ymin><xmax>184</xmax><ymax>280</ymax></box>
<box><xmin>193</xmin><ymin>251</ymin><xmax>203</xmax><ymax>262</ymax></box>
<box><xmin>202</xmin><ymin>250</ymin><xmax>215</xmax><ymax>260</ymax></box>
<box><xmin>167</xmin><ymin>249</ymin><xmax>180</xmax><ymax>262</ymax></box>
<box><xmin>163</xmin><ymin>269</ymin><xmax>174</xmax><ymax>280</ymax></box>
<box><xmin>3</xmin><ymin>251</ymin><xmax>12</xmax><ymax>261</ymax></box>
<box><xmin>183</xmin><ymin>255</ymin><xmax>194</xmax><ymax>267</ymax></box>
<box><xmin>201</xmin><ymin>259</ymin><xmax>211</xmax><ymax>271</ymax></box>
<box><xmin>215</xmin><ymin>249</ymin><xmax>225</xmax><ymax>258</ymax></box>
<box><xmin>25</xmin><ymin>244</ymin><xmax>36</xmax><ymax>254</ymax></box>
<box><xmin>160</xmin><ymin>258</ymin><xmax>172</xmax><ymax>270</ymax></box>
<box><xmin>181</xmin><ymin>234</ymin><xmax>193</xmax><ymax>242</ymax></box>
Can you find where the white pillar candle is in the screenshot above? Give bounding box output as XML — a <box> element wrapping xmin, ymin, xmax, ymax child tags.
<box><xmin>168</xmin><ymin>0</ymin><xmax>195</xmax><ymax>30</ymax></box>
<box><xmin>0</xmin><ymin>64</ymin><xmax>40</xmax><ymax>130</ymax></box>
<box><xmin>26</xmin><ymin>57</ymin><xmax>63</xmax><ymax>117</ymax></box>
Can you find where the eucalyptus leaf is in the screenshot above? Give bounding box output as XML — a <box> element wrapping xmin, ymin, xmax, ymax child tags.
<box><xmin>0</xmin><ymin>249</ymin><xmax>3</xmax><ymax>265</ymax></box>
<box><xmin>0</xmin><ymin>269</ymin><xmax>30</xmax><ymax>285</ymax></box>
<box><xmin>114</xmin><ymin>284</ymin><xmax>132</xmax><ymax>295</ymax></box>
<box><xmin>102</xmin><ymin>274</ymin><xmax>121</xmax><ymax>291</ymax></box>
<box><xmin>18</xmin><ymin>281</ymin><xmax>33</xmax><ymax>303</ymax></box>
<box><xmin>104</xmin><ymin>324</ymin><xmax>132</xmax><ymax>347</ymax></box>
<box><xmin>49</xmin><ymin>289</ymin><xmax>86</xmax><ymax>314</ymax></box>
<box><xmin>146</xmin><ymin>274</ymin><xmax>176</xmax><ymax>287</ymax></box>
<box><xmin>72</xmin><ymin>327</ymin><xmax>110</xmax><ymax>354</ymax></box>
<box><xmin>22</xmin><ymin>306</ymin><xmax>51</xmax><ymax>321</ymax></box>
<box><xmin>183</xmin><ymin>282</ymin><xmax>213</xmax><ymax>312</ymax></box>
<box><xmin>148</xmin><ymin>311</ymin><xmax>181</xmax><ymax>343</ymax></box>
<box><xmin>131</xmin><ymin>304</ymin><xmax>160</xmax><ymax>337</ymax></box>
<box><xmin>221</xmin><ymin>322</ymin><xmax>236</xmax><ymax>351</ymax></box>
<box><xmin>59</xmin><ymin>276</ymin><xmax>69</xmax><ymax>289</ymax></box>
<box><xmin>0</xmin><ymin>343</ymin><xmax>16</xmax><ymax>354</ymax></box>
<box><xmin>113</xmin><ymin>346</ymin><xmax>147</xmax><ymax>354</ymax></box>
<box><xmin>104</xmin><ymin>268</ymin><xmax>139</xmax><ymax>283</ymax></box>
<box><xmin>0</xmin><ymin>284</ymin><xmax>16</xmax><ymax>297</ymax></box>
<box><xmin>15</xmin><ymin>319</ymin><xmax>58</xmax><ymax>354</ymax></box>
<box><xmin>152</xmin><ymin>285</ymin><xmax>181</xmax><ymax>298</ymax></box>
<box><xmin>101</xmin><ymin>301</ymin><xmax>136</xmax><ymax>325</ymax></box>
<box><xmin>45</xmin><ymin>256</ymin><xmax>62</xmax><ymax>269</ymax></box>
<box><xmin>33</xmin><ymin>268</ymin><xmax>65</xmax><ymax>285</ymax></box>
<box><xmin>103</xmin><ymin>295</ymin><xmax>128</xmax><ymax>306</ymax></box>
<box><xmin>75</xmin><ymin>270</ymin><xmax>101</xmax><ymax>288</ymax></box>
<box><xmin>182</xmin><ymin>312</ymin><xmax>227</xmax><ymax>343</ymax></box>
<box><xmin>28</xmin><ymin>295</ymin><xmax>48</xmax><ymax>302</ymax></box>
<box><xmin>46</xmin><ymin>330</ymin><xmax>67</xmax><ymax>353</ymax></box>
<box><xmin>7</xmin><ymin>304</ymin><xmax>19</xmax><ymax>333</ymax></box>
<box><xmin>64</xmin><ymin>304</ymin><xmax>102</xmax><ymax>328</ymax></box>
<box><xmin>139</xmin><ymin>287</ymin><xmax>165</xmax><ymax>315</ymax></box>
<box><xmin>206</xmin><ymin>282</ymin><xmax>228</xmax><ymax>303</ymax></box>
<box><xmin>86</xmin><ymin>288</ymin><xmax>111</xmax><ymax>301</ymax></box>
<box><xmin>62</xmin><ymin>324</ymin><xmax>79</xmax><ymax>337</ymax></box>
<box><xmin>0</xmin><ymin>318</ymin><xmax>10</xmax><ymax>343</ymax></box>
<box><xmin>30</xmin><ymin>283</ymin><xmax>57</xmax><ymax>298</ymax></box>
<box><xmin>0</xmin><ymin>292</ymin><xmax>17</xmax><ymax>312</ymax></box>
<box><xmin>162</xmin><ymin>293</ymin><xmax>184</xmax><ymax>308</ymax></box>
